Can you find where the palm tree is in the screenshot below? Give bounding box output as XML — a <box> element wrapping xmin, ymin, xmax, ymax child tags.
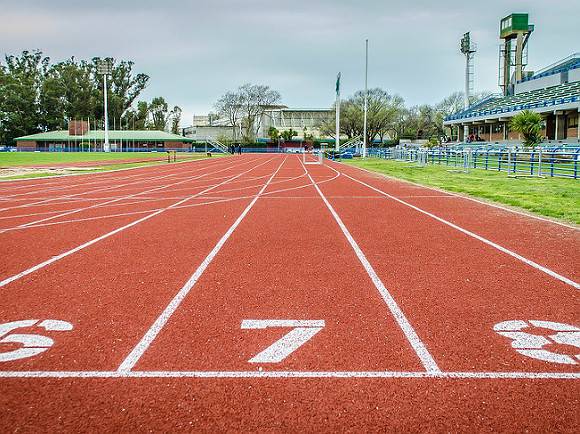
<box><xmin>510</xmin><ymin>110</ymin><xmax>543</xmax><ymax>147</ymax></box>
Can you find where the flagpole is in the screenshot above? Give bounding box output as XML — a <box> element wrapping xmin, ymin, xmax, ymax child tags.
<box><xmin>335</xmin><ymin>72</ymin><xmax>341</xmax><ymax>152</ymax></box>
<box><xmin>363</xmin><ymin>39</ymin><xmax>368</xmax><ymax>158</ymax></box>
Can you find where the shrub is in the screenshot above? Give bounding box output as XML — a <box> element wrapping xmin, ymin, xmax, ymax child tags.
<box><xmin>510</xmin><ymin>110</ymin><xmax>543</xmax><ymax>147</ymax></box>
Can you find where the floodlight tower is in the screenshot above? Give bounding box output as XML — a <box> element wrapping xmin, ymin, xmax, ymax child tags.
<box><xmin>460</xmin><ymin>32</ymin><xmax>476</xmax><ymax>141</ymax></box>
<box><xmin>460</xmin><ymin>32</ymin><xmax>477</xmax><ymax>110</ymax></box>
<box><xmin>97</xmin><ymin>59</ymin><xmax>113</xmax><ymax>152</ymax></box>
<box><xmin>499</xmin><ymin>13</ymin><xmax>534</xmax><ymax>96</ymax></box>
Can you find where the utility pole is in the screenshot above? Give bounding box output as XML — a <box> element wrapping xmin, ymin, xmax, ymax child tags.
<box><xmin>363</xmin><ymin>39</ymin><xmax>369</xmax><ymax>158</ymax></box>
<box><xmin>335</xmin><ymin>72</ymin><xmax>341</xmax><ymax>151</ymax></box>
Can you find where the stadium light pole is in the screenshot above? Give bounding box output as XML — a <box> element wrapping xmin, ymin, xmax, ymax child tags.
<box><xmin>98</xmin><ymin>59</ymin><xmax>113</xmax><ymax>152</ymax></box>
<box><xmin>363</xmin><ymin>39</ymin><xmax>368</xmax><ymax>158</ymax></box>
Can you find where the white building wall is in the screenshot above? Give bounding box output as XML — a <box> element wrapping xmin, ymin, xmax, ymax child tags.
<box><xmin>183</xmin><ymin>126</ymin><xmax>235</xmax><ymax>141</ymax></box>
<box><xmin>515</xmin><ymin>74</ymin><xmax>562</xmax><ymax>94</ymax></box>
<box><xmin>569</xmin><ymin>67</ymin><xmax>580</xmax><ymax>83</ymax></box>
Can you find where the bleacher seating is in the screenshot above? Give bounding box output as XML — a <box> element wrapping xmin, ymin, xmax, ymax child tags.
<box><xmin>446</xmin><ymin>81</ymin><xmax>580</xmax><ymax>121</ymax></box>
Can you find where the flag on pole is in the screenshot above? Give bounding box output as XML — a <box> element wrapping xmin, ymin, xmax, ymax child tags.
<box><xmin>335</xmin><ymin>72</ymin><xmax>341</xmax><ymax>95</ymax></box>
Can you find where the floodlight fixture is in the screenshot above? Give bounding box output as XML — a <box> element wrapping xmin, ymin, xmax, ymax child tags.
<box><xmin>97</xmin><ymin>59</ymin><xmax>113</xmax><ymax>75</ymax></box>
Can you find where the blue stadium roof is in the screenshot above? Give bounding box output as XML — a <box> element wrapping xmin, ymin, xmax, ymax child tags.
<box><xmin>444</xmin><ymin>81</ymin><xmax>580</xmax><ymax>123</ymax></box>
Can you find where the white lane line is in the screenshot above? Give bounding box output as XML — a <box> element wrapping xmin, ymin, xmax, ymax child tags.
<box><xmin>341</xmin><ymin>172</ymin><xmax>580</xmax><ymax>290</ymax></box>
<box><xmin>0</xmin><ymin>171</ymin><xmax>182</xmax><ymax>212</ymax></box>
<box><xmin>0</xmin><ymin>157</ymin><xmax>257</xmax><ymax>233</ymax></box>
<box><xmin>0</xmin><ymin>157</ymin><xmax>228</xmax><ymax>211</ymax></box>
<box><xmin>300</xmin><ymin>160</ymin><xmax>441</xmax><ymax>373</ymax></box>
<box><xmin>0</xmin><ymin>169</ymin><xmax>342</xmax><ymax>232</ymax></box>
<box><xmin>117</xmin><ymin>157</ymin><xmax>288</xmax><ymax>372</ymax></box>
<box><xmin>0</xmin><ymin>163</ymin><xmax>301</xmax><ymax>232</ymax></box>
<box><xmin>0</xmin><ymin>160</ymin><xmax>181</xmax><ymax>198</ymax></box>
<box><xmin>0</xmin><ymin>157</ymin><xmax>273</xmax><ymax>290</ymax></box>
<box><xmin>0</xmin><ymin>370</ymin><xmax>577</xmax><ymax>379</ymax></box>
<box><xmin>0</xmin><ymin>154</ymin><xmax>222</xmax><ymax>192</ymax></box>
<box><xmin>340</xmin><ymin>162</ymin><xmax>579</xmax><ymax>231</ymax></box>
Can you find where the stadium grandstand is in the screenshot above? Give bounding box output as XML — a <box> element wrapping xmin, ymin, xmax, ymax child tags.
<box><xmin>444</xmin><ymin>13</ymin><xmax>579</xmax><ymax>145</ymax></box>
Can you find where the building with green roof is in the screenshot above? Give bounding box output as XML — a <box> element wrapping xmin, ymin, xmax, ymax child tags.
<box><xmin>14</xmin><ymin>128</ymin><xmax>195</xmax><ymax>152</ymax></box>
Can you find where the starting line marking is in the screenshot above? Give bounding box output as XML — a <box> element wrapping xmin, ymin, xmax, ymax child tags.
<box><xmin>0</xmin><ymin>370</ymin><xmax>578</xmax><ymax>379</ymax></box>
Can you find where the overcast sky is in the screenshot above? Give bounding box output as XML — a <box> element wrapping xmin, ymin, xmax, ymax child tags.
<box><xmin>2</xmin><ymin>0</ymin><xmax>578</xmax><ymax>125</ymax></box>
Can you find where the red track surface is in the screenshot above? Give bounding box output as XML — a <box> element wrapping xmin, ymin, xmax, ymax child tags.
<box><xmin>0</xmin><ymin>154</ymin><xmax>578</xmax><ymax>432</ymax></box>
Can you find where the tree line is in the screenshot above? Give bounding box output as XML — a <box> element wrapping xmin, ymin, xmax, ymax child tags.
<box><xmin>320</xmin><ymin>89</ymin><xmax>491</xmax><ymax>145</ymax></box>
<box><xmin>215</xmin><ymin>82</ymin><xmax>491</xmax><ymax>145</ymax></box>
<box><xmin>0</xmin><ymin>50</ymin><xmax>182</xmax><ymax>145</ymax></box>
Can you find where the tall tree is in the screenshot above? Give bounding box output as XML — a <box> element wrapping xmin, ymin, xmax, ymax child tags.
<box><xmin>0</xmin><ymin>51</ymin><xmax>152</xmax><ymax>144</ymax></box>
<box><xmin>319</xmin><ymin>88</ymin><xmax>405</xmax><ymax>144</ymax></box>
<box><xmin>149</xmin><ymin>97</ymin><xmax>169</xmax><ymax>130</ymax></box>
<box><xmin>170</xmin><ymin>106</ymin><xmax>182</xmax><ymax>134</ymax></box>
<box><xmin>124</xmin><ymin>101</ymin><xmax>150</xmax><ymax>129</ymax></box>
<box><xmin>0</xmin><ymin>50</ymin><xmax>48</xmax><ymax>143</ymax></box>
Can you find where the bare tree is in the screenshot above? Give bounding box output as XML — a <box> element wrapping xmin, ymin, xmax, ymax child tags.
<box><xmin>216</xmin><ymin>83</ymin><xmax>281</xmax><ymax>143</ymax></box>
<box><xmin>215</xmin><ymin>91</ymin><xmax>242</xmax><ymax>140</ymax></box>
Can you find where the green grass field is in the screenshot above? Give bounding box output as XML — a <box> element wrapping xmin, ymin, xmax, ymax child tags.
<box><xmin>344</xmin><ymin>158</ymin><xmax>580</xmax><ymax>225</ymax></box>
<box><xmin>0</xmin><ymin>152</ymin><xmax>208</xmax><ymax>167</ymax></box>
<box><xmin>0</xmin><ymin>152</ymin><xmax>221</xmax><ymax>180</ymax></box>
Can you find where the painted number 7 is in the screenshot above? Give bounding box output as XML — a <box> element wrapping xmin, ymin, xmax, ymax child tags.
<box><xmin>241</xmin><ymin>319</ymin><xmax>325</xmax><ymax>363</ymax></box>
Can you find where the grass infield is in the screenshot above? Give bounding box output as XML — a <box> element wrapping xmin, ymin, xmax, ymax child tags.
<box><xmin>0</xmin><ymin>152</ymin><xmax>222</xmax><ymax>180</ymax></box>
<box><xmin>344</xmin><ymin>158</ymin><xmax>580</xmax><ymax>225</ymax></box>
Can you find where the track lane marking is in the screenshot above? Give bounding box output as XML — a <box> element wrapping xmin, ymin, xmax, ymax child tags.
<box><xmin>0</xmin><ymin>155</ymin><xmax>224</xmax><ymax>195</ymax></box>
<box><xmin>0</xmin><ymin>370</ymin><xmax>578</xmax><ymax>379</ymax></box>
<box><xmin>0</xmin><ymin>157</ymin><xmax>257</xmax><ymax>233</ymax></box>
<box><xmin>2</xmin><ymin>167</ymin><xmax>341</xmax><ymax>231</ymax></box>
<box><xmin>339</xmin><ymin>171</ymin><xmax>580</xmax><ymax>290</ymax></box>
<box><xmin>339</xmin><ymin>162</ymin><xmax>579</xmax><ymax>230</ymax></box>
<box><xmin>0</xmin><ymin>157</ymin><xmax>229</xmax><ymax>210</ymax></box>
<box><xmin>117</xmin><ymin>157</ymin><xmax>288</xmax><ymax>372</ymax></box>
<box><xmin>300</xmin><ymin>158</ymin><xmax>441</xmax><ymax>373</ymax></box>
<box><xmin>0</xmin><ymin>157</ymin><xmax>273</xmax><ymax>289</ymax></box>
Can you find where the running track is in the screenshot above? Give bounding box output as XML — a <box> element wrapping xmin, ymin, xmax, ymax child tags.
<box><xmin>0</xmin><ymin>154</ymin><xmax>578</xmax><ymax>432</ymax></box>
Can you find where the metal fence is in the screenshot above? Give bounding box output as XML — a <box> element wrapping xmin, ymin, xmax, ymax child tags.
<box><xmin>368</xmin><ymin>147</ymin><xmax>580</xmax><ymax>179</ymax></box>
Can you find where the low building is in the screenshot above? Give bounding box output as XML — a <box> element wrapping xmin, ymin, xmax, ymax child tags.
<box><xmin>259</xmin><ymin>107</ymin><xmax>333</xmax><ymax>138</ymax></box>
<box><xmin>183</xmin><ymin>106</ymin><xmax>334</xmax><ymax>142</ymax></box>
<box><xmin>444</xmin><ymin>53</ymin><xmax>580</xmax><ymax>144</ymax></box>
<box><xmin>15</xmin><ymin>129</ymin><xmax>195</xmax><ymax>152</ymax></box>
